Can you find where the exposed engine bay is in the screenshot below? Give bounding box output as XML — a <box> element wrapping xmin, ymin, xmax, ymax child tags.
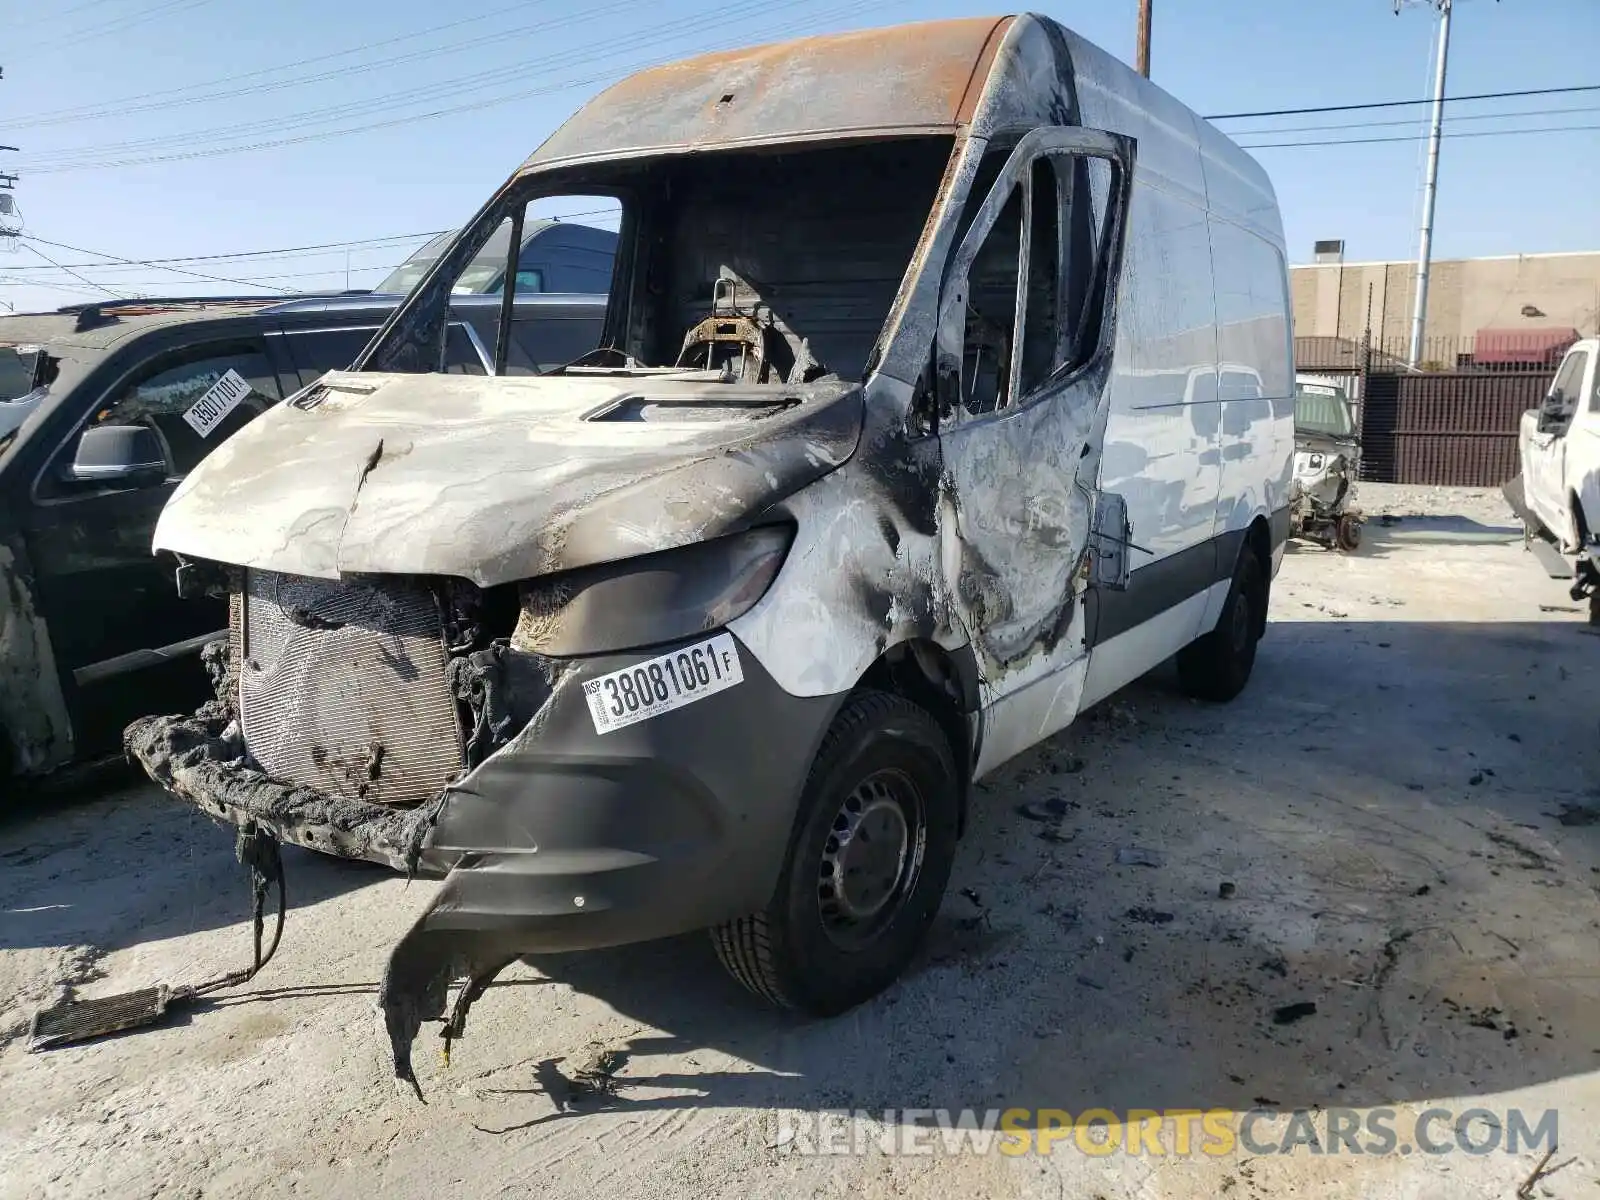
<box><xmin>129</xmin><ymin>565</ymin><xmax>550</xmax><ymax>872</ymax></box>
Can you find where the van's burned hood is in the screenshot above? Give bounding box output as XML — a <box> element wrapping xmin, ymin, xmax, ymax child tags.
<box><xmin>154</xmin><ymin>371</ymin><xmax>863</xmax><ymax>586</ymax></box>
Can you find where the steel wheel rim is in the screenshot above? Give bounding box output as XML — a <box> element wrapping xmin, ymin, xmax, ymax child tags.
<box><xmin>817</xmin><ymin>768</ymin><xmax>926</xmax><ymax>949</ymax></box>
<box><xmin>1230</xmin><ymin>588</ymin><xmax>1252</xmax><ymax>654</ymax></box>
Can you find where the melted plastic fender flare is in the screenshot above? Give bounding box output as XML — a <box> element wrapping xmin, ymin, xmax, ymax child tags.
<box><xmin>378</xmin><ymin>917</ymin><xmax>517</xmax><ymax>1100</ymax></box>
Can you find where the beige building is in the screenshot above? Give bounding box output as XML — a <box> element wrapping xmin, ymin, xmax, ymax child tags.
<box><xmin>1291</xmin><ymin>249</ymin><xmax>1600</xmax><ymax>361</ymax></box>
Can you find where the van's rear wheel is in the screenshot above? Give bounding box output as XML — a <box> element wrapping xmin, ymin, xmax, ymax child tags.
<box><xmin>712</xmin><ymin>690</ymin><xmax>959</xmax><ymax>1015</ymax></box>
<box><xmin>1177</xmin><ymin>548</ymin><xmax>1266</xmax><ymax>703</ymax></box>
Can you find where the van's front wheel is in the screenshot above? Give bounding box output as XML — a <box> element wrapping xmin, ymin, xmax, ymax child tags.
<box><xmin>712</xmin><ymin>691</ymin><xmax>959</xmax><ymax>1015</ymax></box>
<box><xmin>1177</xmin><ymin>548</ymin><xmax>1266</xmax><ymax>702</ymax></box>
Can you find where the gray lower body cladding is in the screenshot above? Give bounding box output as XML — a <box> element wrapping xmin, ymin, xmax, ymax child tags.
<box><xmin>126</xmin><ymin>626</ymin><xmax>842</xmax><ymax>1089</ymax></box>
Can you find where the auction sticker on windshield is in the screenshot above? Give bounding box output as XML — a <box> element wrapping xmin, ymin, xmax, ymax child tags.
<box><xmin>584</xmin><ymin>633</ymin><xmax>744</xmax><ymax>735</ymax></box>
<box><xmin>182</xmin><ymin>369</ymin><xmax>253</xmax><ymax>438</ymax></box>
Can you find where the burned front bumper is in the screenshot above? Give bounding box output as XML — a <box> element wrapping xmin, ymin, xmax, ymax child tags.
<box><xmin>127</xmin><ymin>630</ymin><xmax>841</xmax><ymax>1089</ymax></box>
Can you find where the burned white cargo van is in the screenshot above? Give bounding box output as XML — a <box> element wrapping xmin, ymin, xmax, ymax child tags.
<box><xmin>128</xmin><ymin>14</ymin><xmax>1293</xmax><ymax>1088</ymax></box>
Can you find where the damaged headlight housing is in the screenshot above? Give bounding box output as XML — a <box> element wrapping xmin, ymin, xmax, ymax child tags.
<box><xmin>513</xmin><ymin>524</ymin><xmax>793</xmax><ymax>657</ymax></box>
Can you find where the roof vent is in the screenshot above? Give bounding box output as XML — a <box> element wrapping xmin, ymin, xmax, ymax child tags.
<box><xmin>1313</xmin><ymin>239</ymin><xmax>1345</xmax><ymax>264</ymax></box>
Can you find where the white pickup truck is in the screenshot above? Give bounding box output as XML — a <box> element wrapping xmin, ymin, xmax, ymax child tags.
<box><xmin>1518</xmin><ymin>337</ymin><xmax>1600</xmax><ymax>551</ymax></box>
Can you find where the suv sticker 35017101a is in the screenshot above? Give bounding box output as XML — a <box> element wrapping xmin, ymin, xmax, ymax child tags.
<box><xmin>182</xmin><ymin>369</ymin><xmax>254</xmax><ymax>438</ymax></box>
<box><xmin>582</xmin><ymin>632</ymin><xmax>744</xmax><ymax>735</ymax></box>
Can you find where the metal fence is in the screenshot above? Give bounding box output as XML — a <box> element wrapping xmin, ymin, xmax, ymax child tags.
<box><xmin>1294</xmin><ymin>333</ymin><xmax>1562</xmax><ymax>488</ymax></box>
<box><xmin>1296</xmin><ymin>333</ymin><xmax>1577</xmax><ymax>374</ymax></box>
<box><xmin>1356</xmin><ymin>370</ymin><xmax>1551</xmax><ymax>487</ymax></box>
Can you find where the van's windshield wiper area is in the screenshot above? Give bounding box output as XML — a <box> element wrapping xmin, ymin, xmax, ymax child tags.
<box><xmin>549</xmin><ymin>362</ymin><xmax>730</xmax><ymax>382</ymax></box>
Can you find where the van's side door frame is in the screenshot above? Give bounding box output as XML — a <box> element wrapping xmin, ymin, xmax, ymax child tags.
<box><xmin>928</xmin><ymin>125</ymin><xmax>1135</xmax><ymax>771</ymax></box>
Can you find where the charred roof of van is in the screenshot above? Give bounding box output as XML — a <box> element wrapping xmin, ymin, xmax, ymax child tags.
<box><xmin>517</xmin><ymin>12</ymin><xmax>1279</xmax><ymax>243</ymax></box>
<box><xmin>523</xmin><ymin>15</ymin><xmax>1012</xmax><ymax>168</ymax></box>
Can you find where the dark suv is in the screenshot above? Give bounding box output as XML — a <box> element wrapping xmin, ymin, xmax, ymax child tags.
<box><xmin>0</xmin><ymin>291</ymin><xmax>605</xmax><ymax>781</ymax></box>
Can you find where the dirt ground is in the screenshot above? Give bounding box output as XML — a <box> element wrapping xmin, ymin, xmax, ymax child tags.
<box><xmin>3</xmin><ymin>482</ymin><xmax>1600</xmax><ymax>1200</ymax></box>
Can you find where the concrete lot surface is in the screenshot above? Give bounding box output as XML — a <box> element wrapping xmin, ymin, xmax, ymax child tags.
<box><xmin>2</xmin><ymin>483</ymin><xmax>1599</xmax><ymax>1200</ymax></box>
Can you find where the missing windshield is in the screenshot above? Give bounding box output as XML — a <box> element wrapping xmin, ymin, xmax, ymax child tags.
<box><xmin>361</xmin><ymin>137</ymin><xmax>954</xmax><ymax>385</ymax></box>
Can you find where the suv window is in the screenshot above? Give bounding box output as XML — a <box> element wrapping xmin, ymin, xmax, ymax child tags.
<box><xmin>1219</xmin><ymin>370</ymin><xmax>1264</xmax><ymax>402</ymax></box>
<box><xmin>86</xmin><ymin>344</ymin><xmax>278</xmax><ymax>478</ymax></box>
<box><xmin>503</xmin><ymin>314</ymin><xmax>605</xmax><ymax>375</ymax></box>
<box><xmin>281</xmin><ymin>322</ymin><xmax>486</xmax><ymax>389</ymax></box>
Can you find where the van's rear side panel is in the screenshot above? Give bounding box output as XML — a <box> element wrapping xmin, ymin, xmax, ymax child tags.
<box><xmin>1062</xmin><ymin>26</ymin><xmax>1292</xmax><ymax>708</ymax></box>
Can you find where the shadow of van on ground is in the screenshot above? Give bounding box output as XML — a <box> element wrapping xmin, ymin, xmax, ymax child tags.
<box><xmin>458</xmin><ymin>615</ymin><xmax>1600</xmax><ymax>1135</ymax></box>
<box><xmin>0</xmin><ymin>783</ymin><xmax>386</xmax><ymax>955</ymax></box>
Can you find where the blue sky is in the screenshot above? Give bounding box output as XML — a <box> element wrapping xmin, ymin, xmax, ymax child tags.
<box><xmin>2</xmin><ymin>0</ymin><xmax>1597</xmax><ymax>312</ymax></box>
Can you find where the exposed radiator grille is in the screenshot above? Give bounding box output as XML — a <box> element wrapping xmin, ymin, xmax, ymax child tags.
<box><xmin>228</xmin><ymin>589</ymin><xmax>242</xmax><ymax>682</ymax></box>
<box><xmin>238</xmin><ymin>570</ymin><xmax>464</xmax><ymax>807</ymax></box>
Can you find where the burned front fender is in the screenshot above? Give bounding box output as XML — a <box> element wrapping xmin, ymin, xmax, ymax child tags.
<box><xmin>129</xmin><ymin>629</ymin><xmax>842</xmax><ymax>1094</ymax></box>
<box><xmin>377</xmin><ymin>633</ymin><xmax>841</xmax><ymax>1091</ymax></box>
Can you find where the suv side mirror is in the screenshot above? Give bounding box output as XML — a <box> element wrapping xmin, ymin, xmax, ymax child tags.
<box><xmin>69</xmin><ymin>424</ymin><xmax>167</xmax><ymax>486</ymax></box>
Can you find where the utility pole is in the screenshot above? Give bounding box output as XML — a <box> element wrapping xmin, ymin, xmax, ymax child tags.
<box><xmin>1135</xmin><ymin>0</ymin><xmax>1152</xmax><ymax>78</ymax></box>
<box><xmin>0</xmin><ymin>65</ymin><xmax>18</xmax><ymax>252</ymax></box>
<box><xmin>1401</xmin><ymin>0</ymin><xmax>1453</xmax><ymax>368</ymax></box>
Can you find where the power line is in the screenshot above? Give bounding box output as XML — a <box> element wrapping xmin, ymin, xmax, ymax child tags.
<box><xmin>0</xmin><ymin>229</ymin><xmax>450</xmax><ymax>271</ymax></box>
<box><xmin>20</xmin><ymin>0</ymin><xmax>767</xmax><ymax>161</ymax></box>
<box><xmin>21</xmin><ymin>0</ymin><xmax>788</xmax><ymax>168</ymax></box>
<box><xmin>1238</xmin><ymin>121</ymin><xmax>1600</xmax><ymax>149</ymax></box>
<box><xmin>18</xmin><ymin>234</ymin><xmax>284</xmax><ymax>292</ymax></box>
<box><xmin>10</xmin><ymin>0</ymin><xmax>612</xmax><ymax>131</ymax></box>
<box><xmin>7</xmin><ymin>263</ymin><xmax>400</xmax><ymax>289</ymax></box>
<box><xmin>1228</xmin><ymin>102</ymin><xmax>1600</xmax><ymax>138</ymax></box>
<box><xmin>20</xmin><ymin>242</ymin><xmax>130</xmax><ymax>300</ymax></box>
<box><xmin>32</xmin><ymin>0</ymin><xmax>125</xmax><ymax>23</ymax></box>
<box><xmin>17</xmin><ymin>0</ymin><xmax>891</xmax><ymax>174</ymax></box>
<box><xmin>32</xmin><ymin>0</ymin><xmax>220</xmax><ymax>52</ymax></box>
<box><xmin>0</xmin><ymin>274</ymin><xmax>113</xmax><ymax>296</ymax></box>
<box><xmin>1205</xmin><ymin>82</ymin><xmax>1600</xmax><ymax>121</ymax></box>
<box><xmin>9</xmin><ymin>1</ymin><xmax>542</xmax><ymax>127</ymax></box>
<box><xmin>0</xmin><ymin>207</ymin><xmax>617</xmax><ymax>276</ymax></box>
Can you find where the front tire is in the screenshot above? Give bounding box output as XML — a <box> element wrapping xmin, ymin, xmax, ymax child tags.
<box><xmin>712</xmin><ymin>690</ymin><xmax>959</xmax><ymax>1015</ymax></box>
<box><xmin>1177</xmin><ymin>547</ymin><xmax>1266</xmax><ymax>703</ymax></box>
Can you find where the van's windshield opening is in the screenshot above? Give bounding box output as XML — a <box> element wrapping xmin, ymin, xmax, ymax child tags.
<box><xmin>363</xmin><ymin>137</ymin><xmax>954</xmax><ymax>384</ymax></box>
